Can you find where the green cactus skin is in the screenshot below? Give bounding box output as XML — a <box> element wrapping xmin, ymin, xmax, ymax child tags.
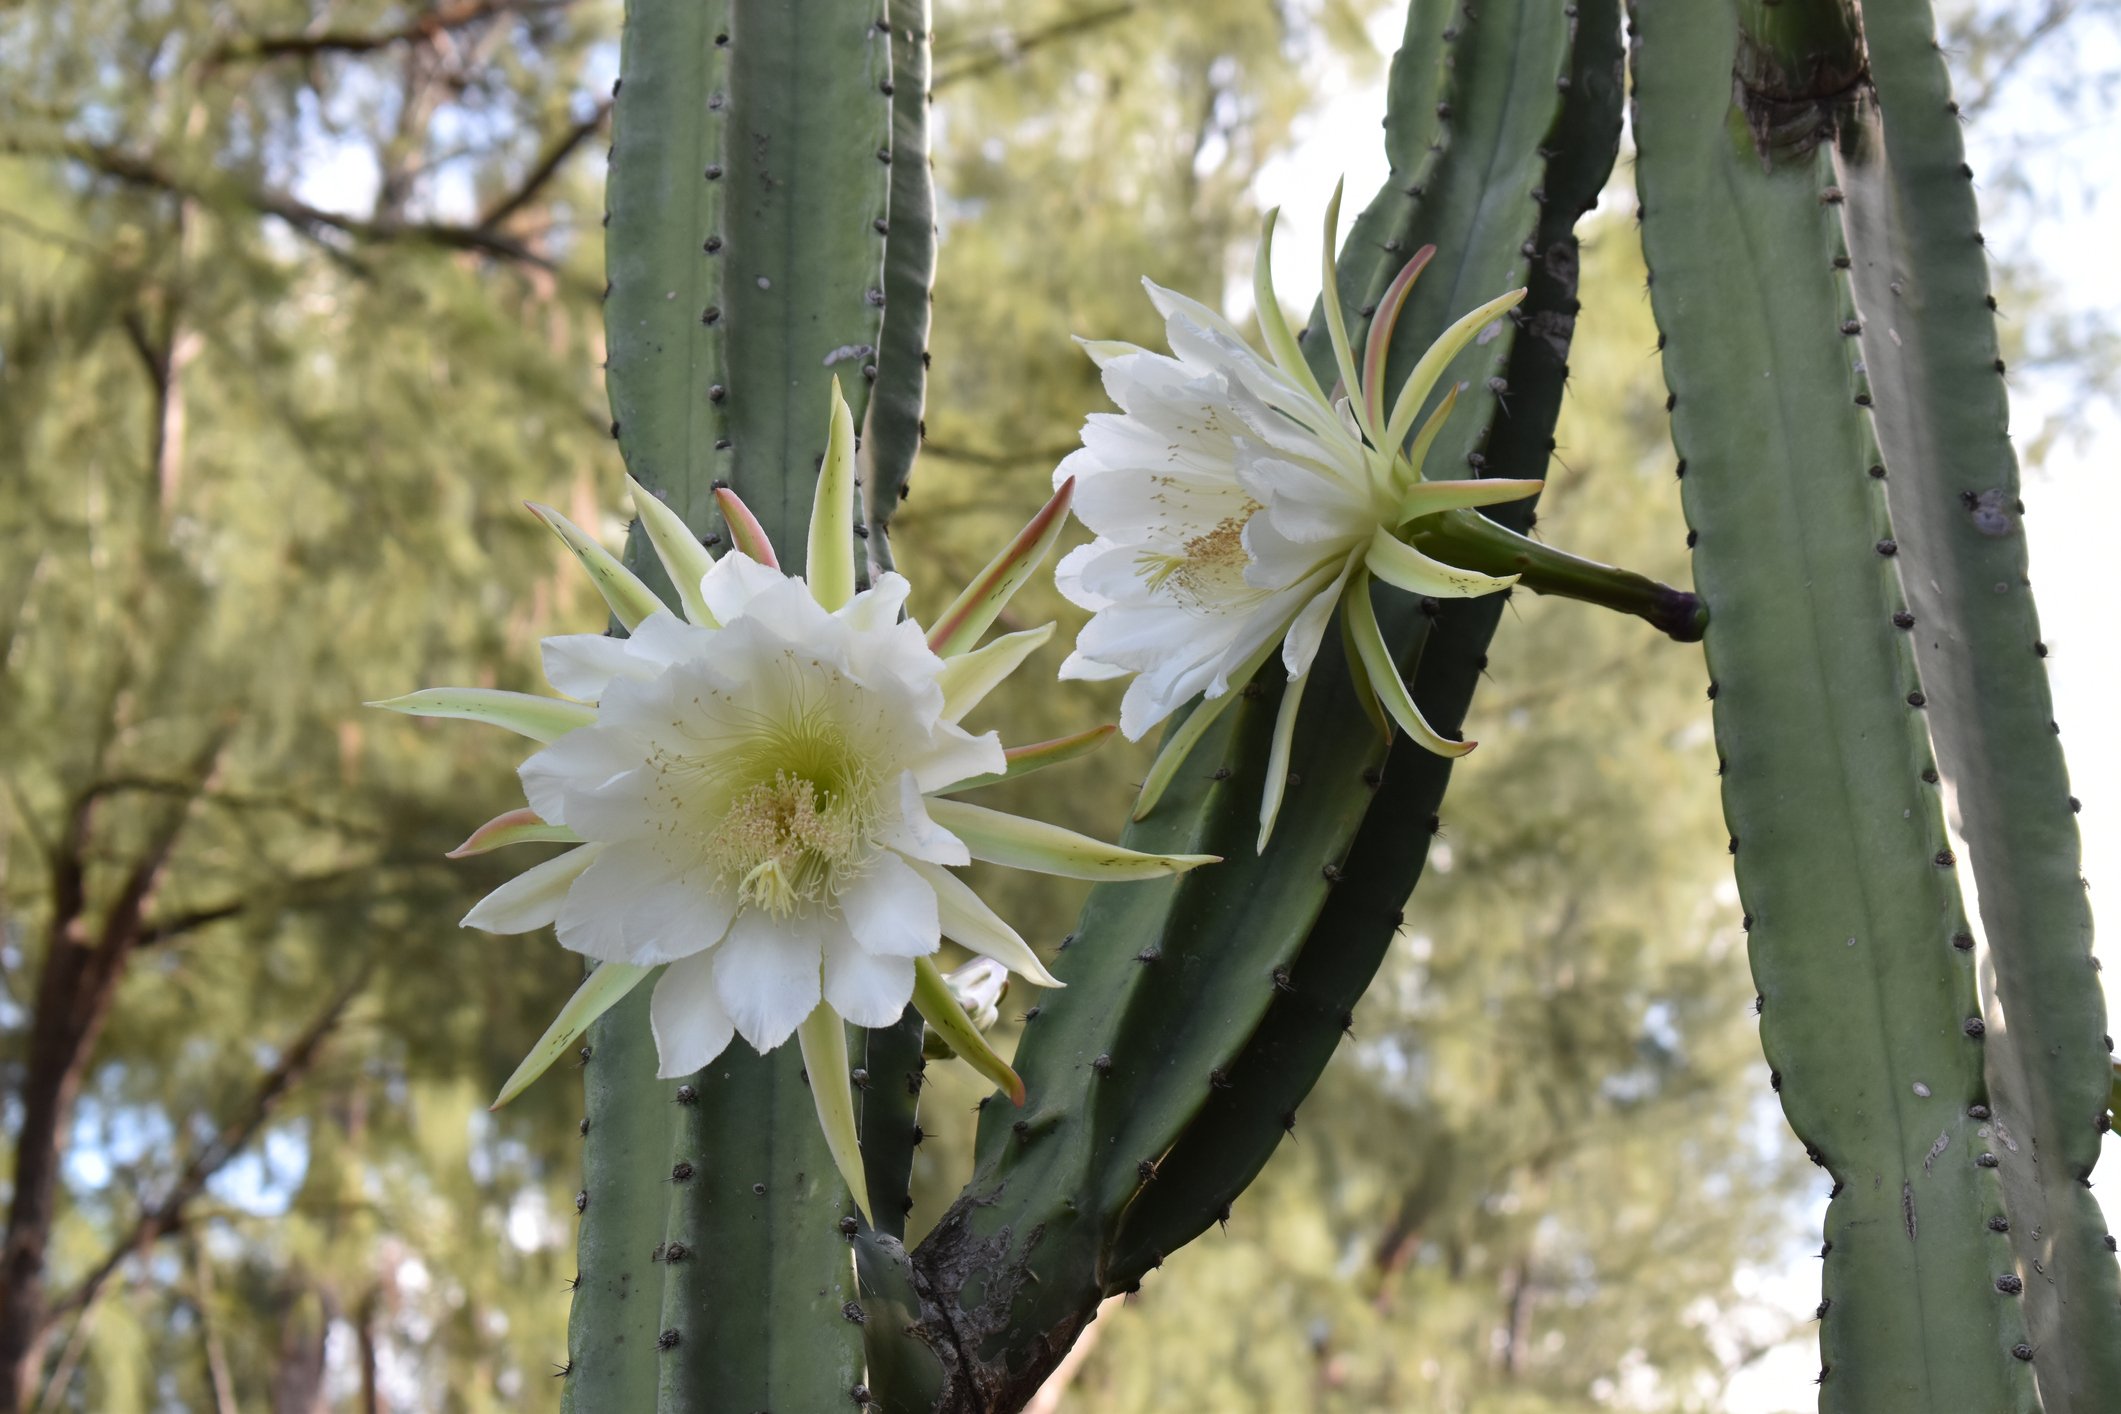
<box><xmin>857</xmin><ymin>1007</ymin><xmax>927</xmax><ymax>1241</ymax></box>
<box><xmin>861</xmin><ymin>0</ymin><xmax>936</xmax><ymax>573</ymax></box>
<box><xmin>1835</xmin><ymin>8</ymin><xmax>2121</xmax><ymax>1403</ymax></box>
<box><xmin>1110</xmin><ymin>0</ymin><xmax>1627</xmax><ymax>1281</ymax></box>
<box><xmin>603</xmin><ymin>0</ymin><xmax>891</xmax><ymax>560</ymax></box>
<box><xmin>654</xmin><ymin>1052</ymin><xmax>863</xmax><ymax>1408</ymax></box>
<box><xmin>1632</xmin><ymin>0</ymin><xmax>2045</xmax><ymax>1406</ymax></box>
<box><xmin>561</xmin><ymin>984</ymin><xmax>669</xmax><ymax>1414</ymax></box>
<box><xmin>866</xmin><ymin>2</ymin><xmax>1598</xmax><ymax>1406</ymax></box>
<box><xmin>569</xmin><ymin>0</ymin><xmax>897</xmax><ymax>1407</ymax></box>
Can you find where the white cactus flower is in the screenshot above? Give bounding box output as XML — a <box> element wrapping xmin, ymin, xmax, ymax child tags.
<box><xmin>376</xmin><ymin>381</ymin><xmax>1211</xmax><ymax>1219</ymax></box>
<box><xmin>1054</xmin><ymin>184</ymin><xmax>1544</xmax><ymax>849</ymax></box>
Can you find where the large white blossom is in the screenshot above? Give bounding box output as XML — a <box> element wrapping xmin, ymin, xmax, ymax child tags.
<box><xmin>377</xmin><ymin>382</ymin><xmax>1211</xmax><ymax>1217</ymax></box>
<box><xmin>1054</xmin><ymin>188</ymin><xmax>1545</xmax><ymax>848</ymax></box>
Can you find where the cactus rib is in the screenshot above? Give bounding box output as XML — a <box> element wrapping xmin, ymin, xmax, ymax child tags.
<box><xmin>1835</xmin><ymin>5</ymin><xmax>2121</xmax><ymax>1401</ymax></box>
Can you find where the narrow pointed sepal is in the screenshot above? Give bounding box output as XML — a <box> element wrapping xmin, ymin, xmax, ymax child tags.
<box><xmin>902</xmin><ymin>857</ymin><xmax>1064</xmax><ymax>988</ymax></box>
<box><xmin>808</xmin><ymin>377</ymin><xmax>859</xmax><ymax>612</ymax></box>
<box><xmin>525</xmin><ymin>502</ymin><xmax>663</xmax><ymax>631</ymax></box>
<box><xmin>912</xmin><ymin>955</ymin><xmax>1026</xmax><ymax>1106</ymax></box>
<box><xmin>1339</xmin><ymin>605</ymin><xmax>1393</xmax><ymax>743</ymax></box>
<box><xmin>936</xmin><ymin>623</ymin><xmax>1053</xmax><ymax>724</ymax></box>
<box><xmin>1317</xmin><ymin>179</ymin><xmax>1376</xmax><ymax>445</ymax></box>
<box><xmin>1365</xmin><ymin>527</ymin><xmax>1519</xmax><ymax>599</ymax></box>
<box><xmin>625</xmin><ymin>476</ymin><xmax>717</xmax><ymax>625</ymax></box>
<box><xmin>368</xmin><ymin>689</ymin><xmax>594</xmax><ymax>743</ymax></box>
<box><xmin>1396</xmin><ymin>476</ymin><xmax>1544</xmax><ymax>524</ymax></box>
<box><xmin>713</xmin><ymin>486</ymin><xmax>780</xmax><ymax>569</ymax></box>
<box><xmin>448</xmin><ymin>807</ymin><xmax>583</xmax><ymax>857</ymax></box>
<box><xmin>1256</xmin><ymin>668</ymin><xmax>1312</xmax><ymax>853</ymax></box>
<box><xmin>1131</xmin><ymin>635</ymin><xmax>1278</xmax><ymax>820</ymax></box>
<box><xmin>1253</xmin><ymin>208</ymin><xmax>1331</xmax><ymax>409</ymax></box>
<box><xmin>1344</xmin><ymin>572</ymin><xmax>1476</xmax><ymax>759</ymax></box>
<box><xmin>942</xmin><ymin>725</ymin><xmax>1117</xmax><ymax>793</ymax></box>
<box><xmin>925</xmin><ymin>798</ymin><xmax>1218</xmax><ymax>880</ymax></box>
<box><xmin>489</xmin><ymin>961</ymin><xmax>651</xmax><ymax>1109</ymax></box>
<box><xmin>796</xmin><ymin>1005</ymin><xmax>873</xmax><ymax>1225</ymax></box>
<box><xmin>1362</xmin><ymin>245</ymin><xmax>1437</xmax><ymax>429</ymax></box>
<box><xmin>925</xmin><ymin>478</ymin><xmax>1075</xmax><ymax>658</ymax></box>
<box><xmin>1381</xmin><ymin>288</ymin><xmax>1529</xmax><ymax>454</ymax></box>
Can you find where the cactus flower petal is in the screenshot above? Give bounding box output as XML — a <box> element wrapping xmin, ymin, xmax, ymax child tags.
<box><xmin>461</xmin><ymin>843</ymin><xmax>604</xmax><ymax>933</ymax></box>
<box><xmin>904</xmin><ymin>857</ymin><xmax>1063</xmax><ymax>989</ymax></box>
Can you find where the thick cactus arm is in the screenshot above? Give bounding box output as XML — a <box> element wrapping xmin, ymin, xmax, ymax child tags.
<box><xmin>1836</xmin><ymin>7</ymin><xmax>2121</xmax><ymax>1400</ymax></box>
<box><xmin>1632</xmin><ymin>0</ymin><xmax>2036</xmax><ymax>1407</ymax></box>
<box><xmin>1112</xmin><ymin>0</ymin><xmax>1627</xmax><ymax>1304</ymax></box>
<box><xmin>891</xmin><ymin>5</ymin><xmax>1588</xmax><ymax>1404</ymax></box>
<box><xmin>855</xmin><ymin>1007</ymin><xmax>927</xmax><ymax>1240</ymax></box>
<box><xmin>560</xmin><ymin>983</ymin><xmax>670</xmax><ymax>1413</ymax></box>
<box><xmin>861</xmin><ymin>0</ymin><xmax>936</xmax><ymax>572</ymax></box>
<box><xmin>604</xmin><ymin>0</ymin><xmax>891</xmax><ymax>561</ymax></box>
<box><xmin>653</xmin><ymin>1048</ymin><xmax>864</xmax><ymax>1408</ymax></box>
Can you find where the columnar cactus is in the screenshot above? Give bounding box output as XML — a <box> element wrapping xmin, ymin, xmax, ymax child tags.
<box><xmin>1633</xmin><ymin>0</ymin><xmax>2119</xmax><ymax>1407</ymax></box>
<box><xmin>477</xmin><ymin>0</ymin><xmax>2117</xmax><ymax>1408</ymax></box>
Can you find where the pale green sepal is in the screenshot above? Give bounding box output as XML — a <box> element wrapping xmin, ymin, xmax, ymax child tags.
<box><xmin>1256</xmin><ymin>667</ymin><xmax>1312</xmax><ymax>854</ymax></box>
<box><xmin>1365</xmin><ymin>526</ymin><xmax>1518</xmax><ymax>599</ymax></box>
<box><xmin>1131</xmin><ymin>634</ymin><xmax>1279</xmax><ymax>821</ymax></box>
<box><xmin>901</xmin><ymin>857</ymin><xmax>1064</xmax><ymax>989</ymax></box>
<box><xmin>936</xmin><ymin>623</ymin><xmax>1053</xmax><ymax>724</ymax></box>
<box><xmin>1077</xmin><ymin>337</ymin><xmax>1143</xmax><ymax>366</ymax></box>
<box><xmin>941</xmin><ymin>725</ymin><xmax>1117</xmax><ymax>793</ymax></box>
<box><xmin>448</xmin><ymin>807</ymin><xmax>584</xmax><ymax>857</ymax></box>
<box><xmin>1254</xmin><ymin>208</ymin><xmax>1331</xmax><ymax>409</ymax></box>
<box><xmin>525</xmin><ymin>502</ymin><xmax>662</xmax><ymax>631</ymax></box>
<box><xmin>795</xmin><ymin>1004</ymin><xmax>873</xmax><ymax>1225</ymax></box>
<box><xmin>1338</xmin><ymin>602</ymin><xmax>1393</xmax><ymax>743</ymax></box>
<box><xmin>489</xmin><ymin>961</ymin><xmax>651</xmax><ymax>1110</ymax></box>
<box><xmin>925</xmin><ymin>479</ymin><xmax>1076</xmax><ymax>658</ymax></box>
<box><xmin>368</xmin><ymin>689</ymin><xmax>594</xmax><ymax>744</ymax></box>
<box><xmin>1396</xmin><ymin>476</ymin><xmax>1544</xmax><ymax>525</ymax></box>
<box><xmin>625</xmin><ymin>475</ymin><xmax>717</xmax><ymax>625</ymax></box>
<box><xmin>1344</xmin><ymin>571</ymin><xmax>1476</xmax><ymax>759</ymax></box>
<box><xmin>912</xmin><ymin>955</ymin><xmax>1026</xmax><ymax>1106</ymax></box>
<box><xmin>1317</xmin><ymin>179</ymin><xmax>1375</xmax><ymax>442</ymax></box>
<box><xmin>808</xmin><ymin>377</ymin><xmax>859</xmax><ymax>612</ymax></box>
<box><xmin>925</xmin><ymin>798</ymin><xmax>1218</xmax><ymax>881</ymax></box>
<box><xmin>1380</xmin><ymin>288</ymin><xmax>1528</xmax><ymax>456</ymax></box>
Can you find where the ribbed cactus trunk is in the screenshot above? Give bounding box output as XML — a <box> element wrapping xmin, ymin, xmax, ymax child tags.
<box><xmin>563</xmin><ymin>1</ymin><xmax>903</xmax><ymax>1407</ymax></box>
<box><xmin>1632</xmin><ymin>0</ymin><xmax>2120</xmax><ymax>1407</ymax></box>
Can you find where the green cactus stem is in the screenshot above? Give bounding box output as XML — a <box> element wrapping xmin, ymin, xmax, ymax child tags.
<box><xmin>1410</xmin><ymin>507</ymin><xmax>1706</xmax><ymax>642</ymax></box>
<box><xmin>569</xmin><ymin>0</ymin><xmax>896</xmax><ymax>1407</ymax></box>
<box><xmin>861</xmin><ymin>0</ymin><xmax>936</xmax><ymax>572</ymax></box>
<box><xmin>1630</xmin><ymin>0</ymin><xmax>2078</xmax><ymax>1406</ymax></box>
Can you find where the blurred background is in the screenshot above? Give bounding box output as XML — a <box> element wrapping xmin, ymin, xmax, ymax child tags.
<box><xmin>0</xmin><ymin>1</ymin><xmax>2114</xmax><ymax>1409</ymax></box>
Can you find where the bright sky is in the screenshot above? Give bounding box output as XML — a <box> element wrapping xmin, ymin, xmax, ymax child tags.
<box><xmin>1252</xmin><ymin>8</ymin><xmax>2119</xmax><ymax>1411</ymax></box>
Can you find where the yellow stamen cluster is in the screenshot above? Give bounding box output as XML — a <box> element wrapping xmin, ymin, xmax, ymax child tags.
<box><xmin>712</xmin><ymin>769</ymin><xmax>874</xmax><ymax>916</ymax></box>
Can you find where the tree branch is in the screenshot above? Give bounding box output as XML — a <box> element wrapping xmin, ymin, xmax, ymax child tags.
<box><xmin>932</xmin><ymin>4</ymin><xmax>1138</xmax><ymax>91</ymax></box>
<box><xmin>476</xmin><ymin>98</ymin><xmax>612</xmax><ymax>229</ymax></box>
<box><xmin>1</xmin><ymin>136</ymin><xmax>561</xmax><ymax>271</ymax></box>
<box><xmin>202</xmin><ymin>0</ymin><xmax>573</xmax><ymax>66</ymax></box>
<box><xmin>48</xmin><ymin>975</ymin><xmax>366</xmax><ymax>1321</ymax></box>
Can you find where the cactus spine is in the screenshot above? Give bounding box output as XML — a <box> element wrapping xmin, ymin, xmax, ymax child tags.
<box><xmin>1632</xmin><ymin>0</ymin><xmax>2117</xmax><ymax>1405</ymax></box>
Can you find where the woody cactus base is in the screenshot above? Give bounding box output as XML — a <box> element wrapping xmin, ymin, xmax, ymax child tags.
<box><xmin>531</xmin><ymin>0</ymin><xmax>2118</xmax><ymax>1409</ymax></box>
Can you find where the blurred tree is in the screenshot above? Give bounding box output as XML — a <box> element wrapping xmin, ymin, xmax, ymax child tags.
<box><xmin>0</xmin><ymin>1</ymin><xmax>617</xmax><ymax>1407</ymax></box>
